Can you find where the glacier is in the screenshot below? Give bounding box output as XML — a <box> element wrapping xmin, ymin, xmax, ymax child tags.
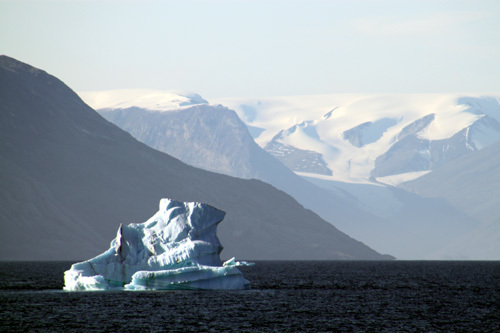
<box><xmin>64</xmin><ymin>199</ymin><xmax>252</xmax><ymax>291</ymax></box>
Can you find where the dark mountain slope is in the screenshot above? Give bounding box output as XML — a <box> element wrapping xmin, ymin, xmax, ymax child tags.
<box><xmin>0</xmin><ymin>55</ymin><xmax>391</xmax><ymax>260</ymax></box>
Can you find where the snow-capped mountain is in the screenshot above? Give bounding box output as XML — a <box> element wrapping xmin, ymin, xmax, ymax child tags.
<box><xmin>212</xmin><ymin>93</ymin><xmax>500</xmax><ymax>259</ymax></box>
<box><xmin>215</xmin><ymin>94</ymin><xmax>500</xmax><ymax>185</ymax></box>
<box><xmin>91</xmin><ymin>95</ymin><xmax>383</xmax><ymax>250</ymax></box>
<box><xmin>81</xmin><ymin>90</ymin><xmax>489</xmax><ymax>259</ymax></box>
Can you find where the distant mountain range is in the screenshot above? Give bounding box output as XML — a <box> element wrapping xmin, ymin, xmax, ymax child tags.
<box><xmin>0</xmin><ymin>55</ymin><xmax>390</xmax><ymax>261</ymax></box>
<box><xmin>215</xmin><ymin>94</ymin><xmax>500</xmax><ymax>185</ymax></box>
<box><xmin>402</xmin><ymin>141</ymin><xmax>500</xmax><ymax>259</ymax></box>
<box><xmin>82</xmin><ymin>91</ymin><xmax>500</xmax><ymax>259</ymax></box>
<box><xmin>215</xmin><ymin>94</ymin><xmax>500</xmax><ymax>260</ymax></box>
<box><xmin>80</xmin><ymin>90</ymin><xmax>499</xmax><ymax>259</ymax></box>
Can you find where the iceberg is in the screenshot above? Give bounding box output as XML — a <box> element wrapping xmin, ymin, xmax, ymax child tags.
<box><xmin>64</xmin><ymin>199</ymin><xmax>252</xmax><ymax>291</ymax></box>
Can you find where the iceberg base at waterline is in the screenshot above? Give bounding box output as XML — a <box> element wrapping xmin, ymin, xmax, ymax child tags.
<box><xmin>63</xmin><ymin>199</ymin><xmax>253</xmax><ymax>291</ymax></box>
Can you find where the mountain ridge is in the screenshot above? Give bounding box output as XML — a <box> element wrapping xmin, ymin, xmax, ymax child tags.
<box><xmin>0</xmin><ymin>55</ymin><xmax>391</xmax><ymax>261</ymax></box>
<box><xmin>214</xmin><ymin>93</ymin><xmax>500</xmax><ymax>185</ymax></box>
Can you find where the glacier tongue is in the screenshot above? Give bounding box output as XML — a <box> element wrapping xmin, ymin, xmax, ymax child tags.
<box><xmin>64</xmin><ymin>199</ymin><xmax>252</xmax><ymax>291</ymax></box>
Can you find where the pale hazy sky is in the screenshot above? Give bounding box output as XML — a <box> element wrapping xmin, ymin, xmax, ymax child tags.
<box><xmin>1</xmin><ymin>0</ymin><xmax>499</xmax><ymax>98</ymax></box>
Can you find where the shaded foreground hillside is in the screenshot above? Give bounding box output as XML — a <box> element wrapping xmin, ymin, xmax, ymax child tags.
<box><xmin>0</xmin><ymin>55</ymin><xmax>392</xmax><ymax>260</ymax></box>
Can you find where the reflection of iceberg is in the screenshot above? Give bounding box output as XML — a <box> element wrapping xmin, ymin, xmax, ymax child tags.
<box><xmin>64</xmin><ymin>199</ymin><xmax>252</xmax><ymax>291</ymax></box>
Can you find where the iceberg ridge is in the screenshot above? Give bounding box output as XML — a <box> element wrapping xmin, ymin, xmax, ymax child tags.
<box><xmin>64</xmin><ymin>199</ymin><xmax>252</xmax><ymax>291</ymax></box>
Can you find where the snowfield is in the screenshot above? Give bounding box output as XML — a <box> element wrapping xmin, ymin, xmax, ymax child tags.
<box><xmin>80</xmin><ymin>89</ymin><xmax>208</xmax><ymax>112</ymax></box>
<box><xmin>213</xmin><ymin>93</ymin><xmax>500</xmax><ymax>184</ymax></box>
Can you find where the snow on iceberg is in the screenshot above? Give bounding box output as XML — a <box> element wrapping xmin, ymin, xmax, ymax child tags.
<box><xmin>64</xmin><ymin>199</ymin><xmax>253</xmax><ymax>291</ymax></box>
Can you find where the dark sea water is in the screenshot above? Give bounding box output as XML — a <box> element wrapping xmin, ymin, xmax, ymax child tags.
<box><xmin>0</xmin><ymin>261</ymin><xmax>498</xmax><ymax>332</ymax></box>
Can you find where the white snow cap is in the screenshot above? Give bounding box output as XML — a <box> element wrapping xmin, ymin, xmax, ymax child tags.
<box><xmin>79</xmin><ymin>89</ymin><xmax>208</xmax><ymax>112</ymax></box>
<box><xmin>213</xmin><ymin>93</ymin><xmax>500</xmax><ymax>184</ymax></box>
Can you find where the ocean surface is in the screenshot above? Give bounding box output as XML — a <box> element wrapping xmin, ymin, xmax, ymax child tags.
<box><xmin>0</xmin><ymin>261</ymin><xmax>498</xmax><ymax>332</ymax></box>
